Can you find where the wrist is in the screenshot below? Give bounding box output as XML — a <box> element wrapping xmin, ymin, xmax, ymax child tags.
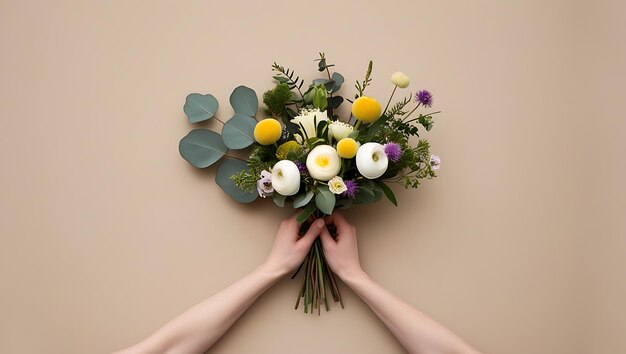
<box><xmin>338</xmin><ymin>268</ymin><xmax>368</xmax><ymax>285</ymax></box>
<box><xmin>256</xmin><ymin>262</ymin><xmax>288</xmax><ymax>281</ymax></box>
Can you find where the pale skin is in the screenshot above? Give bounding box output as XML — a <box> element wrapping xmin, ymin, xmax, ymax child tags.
<box><xmin>114</xmin><ymin>212</ymin><xmax>480</xmax><ymax>354</ymax></box>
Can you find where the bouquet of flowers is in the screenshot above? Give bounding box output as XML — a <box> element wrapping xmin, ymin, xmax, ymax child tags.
<box><xmin>178</xmin><ymin>53</ymin><xmax>441</xmax><ymax>314</ymax></box>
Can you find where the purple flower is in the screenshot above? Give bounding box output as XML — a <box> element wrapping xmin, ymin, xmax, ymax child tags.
<box><xmin>384</xmin><ymin>142</ymin><xmax>402</xmax><ymax>162</ymax></box>
<box><xmin>415</xmin><ymin>90</ymin><xmax>433</xmax><ymax>107</ymax></box>
<box><xmin>295</xmin><ymin>160</ymin><xmax>308</xmax><ymax>174</ymax></box>
<box><xmin>256</xmin><ymin>170</ymin><xmax>274</xmax><ymax>198</ymax></box>
<box><xmin>430</xmin><ymin>155</ymin><xmax>441</xmax><ymax>170</ymax></box>
<box><xmin>342</xmin><ymin>180</ymin><xmax>359</xmax><ymax>199</ymax></box>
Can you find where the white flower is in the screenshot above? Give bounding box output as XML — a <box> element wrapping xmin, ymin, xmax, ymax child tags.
<box><xmin>306</xmin><ymin>145</ymin><xmax>341</xmax><ymax>181</ymax></box>
<box><xmin>356</xmin><ymin>142</ymin><xmax>388</xmax><ymax>179</ymax></box>
<box><xmin>328</xmin><ymin>121</ymin><xmax>353</xmax><ymax>141</ymax></box>
<box><xmin>328</xmin><ymin>176</ymin><xmax>347</xmax><ymax>195</ymax></box>
<box><xmin>391</xmin><ymin>71</ymin><xmax>410</xmax><ymax>88</ymax></box>
<box><xmin>271</xmin><ymin>160</ymin><xmax>301</xmax><ymax>196</ymax></box>
<box><xmin>430</xmin><ymin>155</ymin><xmax>441</xmax><ymax>170</ymax></box>
<box><xmin>256</xmin><ymin>170</ymin><xmax>273</xmax><ymax>198</ymax></box>
<box><xmin>290</xmin><ymin>108</ymin><xmax>329</xmax><ymax>142</ymax></box>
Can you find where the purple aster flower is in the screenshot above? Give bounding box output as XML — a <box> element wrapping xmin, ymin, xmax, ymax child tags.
<box><xmin>384</xmin><ymin>142</ymin><xmax>402</xmax><ymax>162</ymax></box>
<box><xmin>415</xmin><ymin>90</ymin><xmax>433</xmax><ymax>107</ymax></box>
<box><xmin>342</xmin><ymin>180</ymin><xmax>359</xmax><ymax>199</ymax></box>
<box><xmin>294</xmin><ymin>160</ymin><xmax>308</xmax><ymax>174</ymax></box>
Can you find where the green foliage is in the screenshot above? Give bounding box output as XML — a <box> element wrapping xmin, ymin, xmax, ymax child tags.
<box><xmin>263</xmin><ymin>83</ymin><xmax>292</xmax><ymax>120</ymax></box>
<box><xmin>230</xmin><ymin>145</ymin><xmax>275</xmax><ymax>192</ymax></box>
<box><xmin>272</xmin><ymin>62</ymin><xmax>305</xmax><ymax>97</ymax></box>
<box><xmin>354</xmin><ymin>60</ymin><xmax>373</xmax><ymax>98</ymax></box>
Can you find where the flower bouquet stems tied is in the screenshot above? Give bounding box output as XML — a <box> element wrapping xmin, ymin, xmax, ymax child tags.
<box><xmin>178</xmin><ymin>53</ymin><xmax>441</xmax><ymax>314</ymax></box>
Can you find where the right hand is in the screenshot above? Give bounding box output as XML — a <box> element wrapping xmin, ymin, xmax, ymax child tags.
<box><xmin>319</xmin><ymin>212</ymin><xmax>365</xmax><ymax>281</ymax></box>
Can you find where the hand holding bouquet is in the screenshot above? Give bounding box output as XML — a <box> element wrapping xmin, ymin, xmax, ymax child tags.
<box><xmin>178</xmin><ymin>53</ymin><xmax>441</xmax><ymax>314</ymax></box>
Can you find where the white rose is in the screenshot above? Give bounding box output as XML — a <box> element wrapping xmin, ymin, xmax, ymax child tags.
<box><xmin>356</xmin><ymin>142</ymin><xmax>388</xmax><ymax>179</ymax></box>
<box><xmin>391</xmin><ymin>71</ymin><xmax>410</xmax><ymax>88</ymax></box>
<box><xmin>306</xmin><ymin>145</ymin><xmax>341</xmax><ymax>181</ymax></box>
<box><xmin>290</xmin><ymin>109</ymin><xmax>329</xmax><ymax>141</ymax></box>
<box><xmin>328</xmin><ymin>176</ymin><xmax>347</xmax><ymax>195</ymax></box>
<box><xmin>271</xmin><ymin>160</ymin><xmax>301</xmax><ymax>196</ymax></box>
<box><xmin>328</xmin><ymin>121</ymin><xmax>353</xmax><ymax>141</ymax></box>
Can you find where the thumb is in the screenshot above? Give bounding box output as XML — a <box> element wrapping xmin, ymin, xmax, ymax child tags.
<box><xmin>298</xmin><ymin>218</ymin><xmax>324</xmax><ymax>248</ymax></box>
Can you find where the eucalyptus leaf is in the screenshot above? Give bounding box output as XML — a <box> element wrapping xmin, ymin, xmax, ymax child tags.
<box><xmin>183</xmin><ymin>93</ymin><xmax>219</xmax><ymax>123</ymax></box>
<box><xmin>315</xmin><ymin>185</ymin><xmax>336</xmax><ymax>215</ymax></box>
<box><xmin>273</xmin><ymin>194</ymin><xmax>286</xmax><ymax>207</ymax></box>
<box><xmin>327</xmin><ymin>96</ymin><xmax>343</xmax><ymax>109</ymax></box>
<box><xmin>222</xmin><ymin>113</ymin><xmax>256</xmax><ymax>149</ymax></box>
<box><xmin>178</xmin><ymin>129</ymin><xmax>227</xmax><ymax>168</ymax></box>
<box><xmin>331</xmin><ymin>72</ymin><xmax>344</xmax><ymax>93</ymax></box>
<box><xmin>296</xmin><ymin>202</ymin><xmax>317</xmax><ymax>223</ymax></box>
<box><xmin>229</xmin><ymin>85</ymin><xmax>258</xmax><ymax>117</ymax></box>
<box><xmin>215</xmin><ymin>159</ymin><xmax>257</xmax><ymax>203</ymax></box>
<box><xmin>293</xmin><ymin>191</ymin><xmax>314</xmax><ymax>208</ymax></box>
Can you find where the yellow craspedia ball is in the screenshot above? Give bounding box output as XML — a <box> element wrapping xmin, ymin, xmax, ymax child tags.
<box><xmin>254</xmin><ymin>118</ymin><xmax>282</xmax><ymax>145</ymax></box>
<box><xmin>336</xmin><ymin>138</ymin><xmax>358</xmax><ymax>159</ymax></box>
<box><xmin>351</xmin><ymin>96</ymin><xmax>382</xmax><ymax>124</ymax></box>
<box><xmin>276</xmin><ymin>140</ymin><xmax>302</xmax><ymax>160</ymax></box>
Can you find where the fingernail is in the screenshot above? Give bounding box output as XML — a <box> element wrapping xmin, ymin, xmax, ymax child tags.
<box><xmin>316</xmin><ymin>219</ymin><xmax>324</xmax><ymax>228</ymax></box>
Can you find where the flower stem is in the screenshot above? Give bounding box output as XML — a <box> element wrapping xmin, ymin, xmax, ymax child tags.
<box><xmin>384</xmin><ymin>85</ymin><xmax>398</xmax><ymax>114</ymax></box>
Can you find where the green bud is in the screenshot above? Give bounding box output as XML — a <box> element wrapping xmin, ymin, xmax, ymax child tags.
<box><xmin>312</xmin><ymin>85</ymin><xmax>328</xmax><ymax>110</ymax></box>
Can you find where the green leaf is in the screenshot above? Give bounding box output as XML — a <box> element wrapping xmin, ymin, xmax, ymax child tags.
<box><xmin>222</xmin><ymin>113</ymin><xmax>256</xmax><ymax>149</ymax></box>
<box><xmin>315</xmin><ymin>185</ymin><xmax>336</xmax><ymax>215</ymax></box>
<box><xmin>296</xmin><ymin>202</ymin><xmax>317</xmax><ymax>223</ymax></box>
<box><xmin>331</xmin><ymin>72</ymin><xmax>344</xmax><ymax>93</ymax></box>
<box><xmin>347</xmin><ymin>130</ymin><xmax>360</xmax><ymax>139</ymax></box>
<box><xmin>179</xmin><ymin>129</ymin><xmax>227</xmax><ymax>168</ymax></box>
<box><xmin>293</xmin><ymin>191</ymin><xmax>314</xmax><ymax>208</ymax></box>
<box><xmin>273</xmin><ymin>193</ymin><xmax>286</xmax><ymax>207</ymax></box>
<box><xmin>327</xmin><ymin>96</ymin><xmax>344</xmax><ymax>109</ymax></box>
<box><xmin>353</xmin><ymin>184</ymin><xmax>376</xmax><ymax>204</ymax></box>
<box><xmin>215</xmin><ymin>159</ymin><xmax>258</xmax><ymax>203</ymax></box>
<box><xmin>183</xmin><ymin>94</ymin><xmax>219</xmax><ymax>123</ymax></box>
<box><xmin>229</xmin><ymin>85</ymin><xmax>258</xmax><ymax>117</ymax></box>
<box><xmin>378</xmin><ymin>182</ymin><xmax>398</xmax><ymax>206</ymax></box>
<box><xmin>335</xmin><ymin>199</ymin><xmax>353</xmax><ymax>209</ymax></box>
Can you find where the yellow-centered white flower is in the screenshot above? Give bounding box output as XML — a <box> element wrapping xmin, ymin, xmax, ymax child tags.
<box><xmin>328</xmin><ymin>121</ymin><xmax>353</xmax><ymax>141</ymax></box>
<box><xmin>290</xmin><ymin>108</ymin><xmax>329</xmax><ymax>142</ymax></box>
<box><xmin>391</xmin><ymin>71</ymin><xmax>410</xmax><ymax>88</ymax></box>
<box><xmin>328</xmin><ymin>176</ymin><xmax>347</xmax><ymax>195</ymax></box>
<box><xmin>356</xmin><ymin>142</ymin><xmax>388</xmax><ymax>179</ymax></box>
<box><xmin>271</xmin><ymin>160</ymin><xmax>301</xmax><ymax>196</ymax></box>
<box><xmin>306</xmin><ymin>145</ymin><xmax>341</xmax><ymax>181</ymax></box>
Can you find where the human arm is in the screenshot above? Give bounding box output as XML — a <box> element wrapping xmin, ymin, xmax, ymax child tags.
<box><xmin>114</xmin><ymin>215</ymin><xmax>325</xmax><ymax>354</ymax></box>
<box><xmin>319</xmin><ymin>212</ymin><xmax>480</xmax><ymax>354</ymax></box>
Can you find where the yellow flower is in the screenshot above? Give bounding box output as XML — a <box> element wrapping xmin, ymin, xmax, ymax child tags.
<box><xmin>276</xmin><ymin>140</ymin><xmax>302</xmax><ymax>160</ymax></box>
<box><xmin>336</xmin><ymin>138</ymin><xmax>358</xmax><ymax>159</ymax></box>
<box><xmin>254</xmin><ymin>118</ymin><xmax>282</xmax><ymax>145</ymax></box>
<box><xmin>352</xmin><ymin>96</ymin><xmax>382</xmax><ymax>124</ymax></box>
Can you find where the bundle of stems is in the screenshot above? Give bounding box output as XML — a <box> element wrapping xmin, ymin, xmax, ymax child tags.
<box><xmin>292</xmin><ymin>225</ymin><xmax>343</xmax><ymax>314</ymax></box>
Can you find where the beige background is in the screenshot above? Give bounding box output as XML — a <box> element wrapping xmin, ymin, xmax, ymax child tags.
<box><xmin>1</xmin><ymin>1</ymin><xmax>624</xmax><ymax>353</ymax></box>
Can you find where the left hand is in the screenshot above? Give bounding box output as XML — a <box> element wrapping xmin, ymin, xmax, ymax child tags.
<box><xmin>260</xmin><ymin>213</ymin><xmax>325</xmax><ymax>277</ymax></box>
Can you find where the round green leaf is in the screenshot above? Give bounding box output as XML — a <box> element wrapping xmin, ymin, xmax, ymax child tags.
<box><xmin>331</xmin><ymin>72</ymin><xmax>344</xmax><ymax>92</ymax></box>
<box><xmin>216</xmin><ymin>159</ymin><xmax>258</xmax><ymax>203</ymax></box>
<box><xmin>179</xmin><ymin>129</ymin><xmax>227</xmax><ymax>168</ymax></box>
<box><xmin>315</xmin><ymin>185</ymin><xmax>336</xmax><ymax>215</ymax></box>
<box><xmin>293</xmin><ymin>191</ymin><xmax>314</xmax><ymax>209</ymax></box>
<box><xmin>184</xmin><ymin>93</ymin><xmax>219</xmax><ymax>123</ymax></box>
<box><xmin>229</xmin><ymin>85</ymin><xmax>258</xmax><ymax>117</ymax></box>
<box><xmin>221</xmin><ymin>113</ymin><xmax>256</xmax><ymax>149</ymax></box>
<box><xmin>273</xmin><ymin>194</ymin><xmax>286</xmax><ymax>207</ymax></box>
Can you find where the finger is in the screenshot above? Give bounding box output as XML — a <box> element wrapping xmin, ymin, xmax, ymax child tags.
<box><xmin>330</xmin><ymin>211</ymin><xmax>351</xmax><ymax>233</ymax></box>
<box><xmin>319</xmin><ymin>225</ymin><xmax>336</xmax><ymax>247</ymax></box>
<box><xmin>298</xmin><ymin>218</ymin><xmax>324</xmax><ymax>248</ymax></box>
